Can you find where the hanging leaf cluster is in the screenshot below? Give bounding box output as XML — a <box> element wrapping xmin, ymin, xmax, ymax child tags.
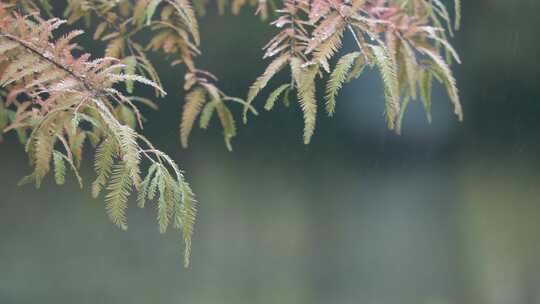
<box><xmin>0</xmin><ymin>5</ymin><xmax>196</xmax><ymax>266</ymax></box>
<box><xmin>245</xmin><ymin>0</ymin><xmax>463</xmax><ymax>142</ymax></box>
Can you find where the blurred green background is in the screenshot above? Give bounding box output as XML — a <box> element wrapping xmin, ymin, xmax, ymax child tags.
<box><xmin>2</xmin><ymin>0</ymin><xmax>540</xmax><ymax>303</ymax></box>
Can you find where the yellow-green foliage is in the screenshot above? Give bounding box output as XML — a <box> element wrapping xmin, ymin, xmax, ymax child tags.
<box><xmin>325</xmin><ymin>52</ymin><xmax>361</xmax><ymax>116</ymax></box>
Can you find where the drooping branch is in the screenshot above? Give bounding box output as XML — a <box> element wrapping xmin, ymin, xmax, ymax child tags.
<box><xmin>0</xmin><ymin>10</ymin><xmax>196</xmax><ymax>266</ymax></box>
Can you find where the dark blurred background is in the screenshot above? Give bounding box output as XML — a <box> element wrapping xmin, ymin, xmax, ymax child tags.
<box><xmin>2</xmin><ymin>0</ymin><xmax>540</xmax><ymax>303</ymax></box>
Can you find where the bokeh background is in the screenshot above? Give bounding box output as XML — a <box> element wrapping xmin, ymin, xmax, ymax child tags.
<box><xmin>2</xmin><ymin>0</ymin><xmax>540</xmax><ymax>303</ymax></box>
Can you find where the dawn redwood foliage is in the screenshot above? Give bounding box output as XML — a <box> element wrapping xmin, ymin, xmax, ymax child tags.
<box><xmin>0</xmin><ymin>0</ymin><xmax>462</xmax><ymax>265</ymax></box>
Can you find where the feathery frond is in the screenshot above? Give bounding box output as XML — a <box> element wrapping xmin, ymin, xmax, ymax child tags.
<box><xmin>454</xmin><ymin>0</ymin><xmax>461</xmax><ymax>30</ymax></box>
<box><xmin>180</xmin><ymin>87</ymin><xmax>206</xmax><ymax>148</ymax></box>
<box><xmin>105</xmin><ymin>162</ymin><xmax>132</xmax><ymax>231</ymax></box>
<box><xmin>179</xmin><ymin>181</ymin><xmax>197</xmax><ymax>267</ymax></box>
<box><xmin>264</xmin><ymin>84</ymin><xmax>291</xmax><ymax>111</ymax></box>
<box><xmin>92</xmin><ymin>137</ymin><xmax>118</xmax><ymax>198</ymax></box>
<box><xmin>419</xmin><ymin>68</ymin><xmax>433</xmax><ymax>123</ymax></box>
<box><xmin>199</xmin><ymin>101</ymin><xmax>216</xmax><ymax>129</ymax></box>
<box><xmin>418</xmin><ymin>46</ymin><xmax>463</xmax><ymax>121</ymax></box>
<box><xmin>371</xmin><ymin>45</ymin><xmax>400</xmax><ymax>130</ymax></box>
<box><xmin>291</xmin><ymin>58</ymin><xmax>318</xmax><ymax>144</ymax></box>
<box><xmin>53</xmin><ymin>151</ymin><xmax>66</xmax><ymax>186</ymax></box>
<box><xmin>244</xmin><ymin>53</ymin><xmax>290</xmax><ymax>122</ymax></box>
<box><xmin>325</xmin><ymin>52</ymin><xmax>360</xmax><ymax>116</ymax></box>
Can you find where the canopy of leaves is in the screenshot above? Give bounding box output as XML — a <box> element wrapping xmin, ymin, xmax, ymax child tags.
<box><xmin>0</xmin><ymin>0</ymin><xmax>463</xmax><ymax>266</ymax></box>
